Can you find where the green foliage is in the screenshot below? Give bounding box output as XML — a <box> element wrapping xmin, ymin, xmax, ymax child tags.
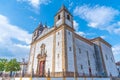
<box><xmin>6</xmin><ymin>59</ymin><xmax>20</xmax><ymax>72</ymax></box>
<box><xmin>0</xmin><ymin>58</ymin><xmax>7</xmax><ymax>71</ymax></box>
<box><xmin>0</xmin><ymin>58</ymin><xmax>20</xmax><ymax>73</ymax></box>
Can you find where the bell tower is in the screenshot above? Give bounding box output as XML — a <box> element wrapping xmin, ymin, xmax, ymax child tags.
<box><xmin>54</xmin><ymin>5</ymin><xmax>73</xmax><ymax>28</ymax></box>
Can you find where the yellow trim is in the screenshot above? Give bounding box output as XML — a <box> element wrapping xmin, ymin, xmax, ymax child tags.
<box><xmin>64</xmin><ymin>26</ymin><xmax>68</xmax><ymax>72</ymax></box>
<box><xmin>62</xmin><ymin>26</ymin><xmax>66</xmax><ymax>72</ymax></box>
<box><xmin>27</xmin><ymin>45</ymin><xmax>33</xmax><ymax>75</ymax></box>
<box><xmin>52</xmin><ymin>28</ymin><xmax>56</xmax><ymax>77</ymax></box>
<box><xmin>75</xmin><ymin>33</ymin><xmax>93</xmax><ymax>45</ymax></box>
<box><xmin>99</xmin><ymin>42</ymin><xmax>108</xmax><ymax>76</ymax></box>
<box><xmin>20</xmin><ymin>77</ymin><xmax>22</xmax><ymax>80</ymax></box>
<box><xmin>29</xmin><ymin>76</ymin><xmax>32</xmax><ymax>80</ymax></box>
<box><xmin>91</xmin><ymin>37</ymin><xmax>111</xmax><ymax>48</ymax></box>
<box><xmin>31</xmin><ymin>43</ymin><xmax>37</xmax><ymax>76</ymax></box>
<box><xmin>72</xmin><ymin>32</ymin><xmax>78</xmax><ymax>77</ymax></box>
<box><xmin>46</xmin><ymin>77</ymin><xmax>51</xmax><ymax>80</ymax></box>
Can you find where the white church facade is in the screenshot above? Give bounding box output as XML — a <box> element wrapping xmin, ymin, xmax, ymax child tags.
<box><xmin>27</xmin><ymin>5</ymin><xmax>118</xmax><ymax>77</ymax></box>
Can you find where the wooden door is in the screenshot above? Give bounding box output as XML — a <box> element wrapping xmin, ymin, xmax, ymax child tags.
<box><xmin>39</xmin><ymin>61</ymin><xmax>45</xmax><ymax>76</ymax></box>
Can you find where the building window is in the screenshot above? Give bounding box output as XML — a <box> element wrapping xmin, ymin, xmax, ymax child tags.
<box><xmin>68</xmin><ymin>31</ymin><xmax>70</xmax><ymax>35</ymax></box>
<box><xmin>58</xmin><ymin>15</ymin><xmax>60</xmax><ymax>20</ymax></box>
<box><xmin>111</xmin><ymin>57</ymin><xmax>113</xmax><ymax>62</ymax></box>
<box><xmin>87</xmin><ymin>51</ymin><xmax>89</xmax><ymax>58</ymax></box>
<box><xmin>67</xmin><ymin>15</ymin><xmax>70</xmax><ymax>20</ymax></box>
<box><xmin>81</xmin><ymin>65</ymin><xmax>83</xmax><ymax>70</ymax></box>
<box><xmin>105</xmin><ymin>55</ymin><xmax>108</xmax><ymax>60</ymax></box>
<box><xmin>58</xmin><ymin>42</ymin><xmax>59</xmax><ymax>46</ymax></box>
<box><xmin>79</xmin><ymin>48</ymin><xmax>81</xmax><ymax>54</ymax></box>
<box><xmin>69</xmin><ymin>47</ymin><xmax>71</xmax><ymax>51</ymax></box>
<box><xmin>88</xmin><ymin>60</ymin><xmax>90</xmax><ymax>66</ymax></box>
<box><xmin>96</xmin><ymin>67</ymin><xmax>97</xmax><ymax>71</ymax></box>
<box><xmin>86</xmin><ymin>51</ymin><xmax>90</xmax><ymax>66</ymax></box>
<box><xmin>57</xmin><ymin>54</ymin><xmax>59</xmax><ymax>58</ymax></box>
<box><xmin>93</xmin><ymin>53</ymin><xmax>95</xmax><ymax>58</ymax></box>
<box><xmin>58</xmin><ymin>32</ymin><xmax>59</xmax><ymax>35</ymax></box>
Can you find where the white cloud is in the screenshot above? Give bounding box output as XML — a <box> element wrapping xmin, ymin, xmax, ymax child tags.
<box><xmin>68</xmin><ymin>2</ymin><xmax>73</xmax><ymax>10</ymax></box>
<box><xmin>107</xmin><ymin>21</ymin><xmax>120</xmax><ymax>34</ymax></box>
<box><xmin>29</xmin><ymin>16</ymin><xmax>37</xmax><ymax>21</ymax></box>
<box><xmin>74</xmin><ymin>5</ymin><xmax>120</xmax><ymax>35</ymax></box>
<box><xmin>112</xmin><ymin>44</ymin><xmax>120</xmax><ymax>62</ymax></box>
<box><xmin>17</xmin><ymin>0</ymin><xmax>51</xmax><ymax>9</ymax></box>
<box><xmin>73</xmin><ymin>20</ymin><xmax>96</xmax><ymax>37</ymax></box>
<box><xmin>112</xmin><ymin>45</ymin><xmax>120</xmax><ymax>55</ymax></box>
<box><xmin>100</xmin><ymin>35</ymin><xmax>106</xmax><ymax>39</ymax></box>
<box><xmin>73</xmin><ymin>20</ymin><xmax>86</xmax><ymax>37</ymax></box>
<box><xmin>76</xmin><ymin>31</ymin><xmax>86</xmax><ymax>37</ymax></box>
<box><xmin>73</xmin><ymin>20</ymin><xmax>79</xmax><ymax>31</ymax></box>
<box><xmin>0</xmin><ymin>14</ymin><xmax>32</xmax><ymax>59</ymax></box>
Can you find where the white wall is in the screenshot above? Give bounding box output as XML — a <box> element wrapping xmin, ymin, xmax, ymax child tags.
<box><xmin>27</xmin><ymin>44</ymin><xmax>36</xmax><ymax>73</ymax></box>
<box><xmin>55</xmin><ymin>11</ymin><xmax>63</xmax><ymax>27</ymax></box>
<box><xmin>75</xmin><ymin>38</ymin><xmax>97</xmax><ymax>76</ymax></box>
<box><xmin>66</xmin><ymin>30</ymin><xmax>75</xmax><ymax>72</ymax></box>
<box><xmin>33</xmin><ymin>34</ymin><xmax>54</xmax><ymax>74</ymax></box>
<box><xmin>55</xmin><ymin>30</ymin><xmax>63</xmax><ymax>72</ymax></box>
<box><xmin>65</xmin><ymin>12</ymin><xmax>72</xmax><ymax>28</ymax></box>
<box><xmin>100</xmin><ymin>42</ymin><xmax>118</xmax><ymax>76</ymax></box>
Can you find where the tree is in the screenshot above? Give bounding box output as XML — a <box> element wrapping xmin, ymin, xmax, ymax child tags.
<box><xmin>0</xmin><ymin>59</ymin><xmax>7</xmax><ymax>76</ymax></box>
<box><xmin>6</xmin><ymin>59</ymin><xmax>20</xmax><ymax>77</ymax></box>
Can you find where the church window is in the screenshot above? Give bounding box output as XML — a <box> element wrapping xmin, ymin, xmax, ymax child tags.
<box><xmin>87</xmin><ymin>51</ymin><xmax>89</xmax><ymax>58</ymax></box>
<box><xmin>69</xmin><ymin>47</ymin><xmax>72</xmax><ymax>51</ymax></box>
<box><xmin>81</xmin><ymin>65</ymin><xmax>83</xmax><ymax>70</ymax></box>
<box><xmin>58</xmin><ymin>15</ymin><xmax>60</xmax><ymax>20</ymax></box>
<box><xmin>79</xmin><ymin>48</ymin><xmax>81</xmax><ymax>54</ymax></box>
<box><xmin>111</xmin><ymin>57</ymin><xmax>113</xmax><ymax>62</ymax></box>
<box><xmin>105</xmin><ymin>54</ymin><xmax>108</xmax><ymax>60</ymax></box>
<box><xmin>86</xmin><ymin>51</ymin><xmax>90</xmax><ymax>66</ymax></box>
<box><xmin>93</xmin><ymin>53</ymin><xmax>95</xmax><ymax>58</ymax></box>
<box><xmin>58</xmin><ymin>32</ymin><xmax>59</xmax><ymax>35</ymax></box>
<box><xmin>96</xmin><ymin>67</ymin><xmax>98</xmax><ymax>71</ymax></box>
<box><xmin>68</xmin><ymin>31</ymin><xmax>70</xmax><ymax>35</ymax></box>
<box><xmin>67</xmin><ymin>15</ymin><xmax>70</xmax><ymax>20</ymax></box>
<box><xmin>57</xmin><ymin>54</ymin><xmax>59</xmax><ymax>58</ymax></box>
<box><xmin>88</xmin><ymin>60</ymin><xmax>90</xmax><ymax>66</ymax></box>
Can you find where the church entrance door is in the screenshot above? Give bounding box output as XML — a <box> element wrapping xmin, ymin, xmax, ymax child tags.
<box><xmin>39</xmin><ymin>61</ymin><xmax>45</xmax><ymax>77</ymax></box>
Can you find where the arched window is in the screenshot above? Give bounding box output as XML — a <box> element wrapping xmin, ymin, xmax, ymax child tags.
<box><xmin>67</xmin><ymin>15</ymin><xmax>70</xmax><ymax>20</ymax></box>
<box><xmin>58</xmin><ymin>15</ymin><xmax>60</xmax><ymax>20</ymax></box>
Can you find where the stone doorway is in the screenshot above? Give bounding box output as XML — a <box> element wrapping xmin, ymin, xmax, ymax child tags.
<box><xmin>39</xmin><ymin>61</ymin><xmax>45</xmax><ymax>76</ymax></box>
<box><xmin>36</xmin><ymin>43</ymin><xmax>47</xmax><ymax>77</ymax></box>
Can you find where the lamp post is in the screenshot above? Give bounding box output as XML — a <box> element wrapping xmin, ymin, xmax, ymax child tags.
<box><xmin>22</xmin><ymin>58</ymin><xmax>25</xmax><ymax>77</ymax></box>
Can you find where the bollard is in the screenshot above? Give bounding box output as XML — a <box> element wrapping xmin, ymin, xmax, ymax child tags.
<box><xmin>29</xmin><ymin>76</ymin><xmax>32</xmax><ymax>80</ymax></box>
<box><xmin>63</xmin><ymin>69</ymin><xmax>66</xmax><ymax>80</ymax></box>
<box><xmin>46</xmin><ymin>68</ymin><xmax>51</xmax><ymax>80</ymax></box>
<box><xmin>20</xmin><ymin>77</ymin><xmax>22</xmax><ymax>80</ymax></box>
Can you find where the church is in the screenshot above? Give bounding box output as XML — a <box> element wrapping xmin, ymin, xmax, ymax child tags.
<box><xmin>27</xmin><ymin>5</ymin><xmax>118</xmax><ymax>77</ymax></box>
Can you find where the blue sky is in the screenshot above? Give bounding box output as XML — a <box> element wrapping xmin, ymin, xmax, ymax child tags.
<box><xmin>0</xmin><ymin>0</ymin><xmax>120</xmax><ymax>62</ymax></box>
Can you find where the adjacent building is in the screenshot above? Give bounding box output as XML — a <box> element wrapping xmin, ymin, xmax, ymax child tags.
<box><xmin>27</xmin><ymin>5</ymin><xmax>118</xmax><ymax>77</ymax></box>
<box><xmin>116</xmin><ymin>61</ymin><xmax>120</xmax><ymax>76</ymax></box>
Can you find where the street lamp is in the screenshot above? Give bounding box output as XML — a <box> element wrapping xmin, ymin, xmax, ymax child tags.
<box><xmin>22</xmin><ymin>58</ymin><xmax>25</xmax><ymax>77</ymax></box>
